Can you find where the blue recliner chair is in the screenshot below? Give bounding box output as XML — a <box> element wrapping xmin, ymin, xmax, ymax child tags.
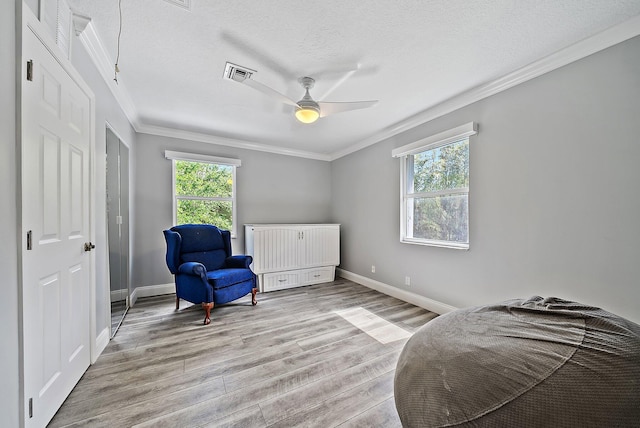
<box><xmin>163</xmin><ymin>224</ymin><xmax>257</xmax><ymax>325</ymax></box>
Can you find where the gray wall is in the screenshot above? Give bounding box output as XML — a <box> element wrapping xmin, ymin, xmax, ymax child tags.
<box><xmin>1</xmin><ymin>1</ymin><xmax>20</xmax><ymax>426</ymax></box>
<box><xmin>5</xmin><ymin>7</ymin><xmax>638</xmax><ymax>425</ymax></box>
<box><xmin>70</xmin><ymin>32</ymin><xmax>138</xmax><ymax>337</ymax></box>
<box><xmin>133</xmin><ymin>134</ymin><xmax>333</xmax><ymax>289</ymax></box>
<box><xmin>3</xmin><ymin>3</ymin><xmax>137</xmax><ymax>423</ymax></box>
<box><xmin>332</xmin><ymin>35</ymin><xmax>640</xmax><ymax>323</ymax></box>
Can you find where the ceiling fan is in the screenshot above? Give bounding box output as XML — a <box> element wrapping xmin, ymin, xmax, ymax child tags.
<box><xmin>224</xmin><ymin>62</ymin><xmax>378</xmax><ymax>124</ymax></box>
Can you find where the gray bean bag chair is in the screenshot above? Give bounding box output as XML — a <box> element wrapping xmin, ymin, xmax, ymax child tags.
<box><xmin>394</xmin><ymin>296</ymin><xmax>640</xmax><ymax>427</ymax></box>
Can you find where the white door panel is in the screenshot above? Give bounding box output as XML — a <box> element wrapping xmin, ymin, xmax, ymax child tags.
<box><xmin>22</xmin><ymin>21</ymin><xmax>91</xmax><ymax>427</ymax></box>
<box><xmin>299</xmin><ymin>226</ymin><xmax>341</xmax><ymax>267</ymax></box>
<box><xmin>252</xmin><ymin>227</ymin><xmax>299</xmax><ymax>272</ymax></box>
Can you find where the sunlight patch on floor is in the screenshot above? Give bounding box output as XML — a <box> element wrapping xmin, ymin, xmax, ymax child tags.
<box><xmin>334</xmin><ymin>307</ymin><xmax>412</xmax><ymax>344</ymax></box>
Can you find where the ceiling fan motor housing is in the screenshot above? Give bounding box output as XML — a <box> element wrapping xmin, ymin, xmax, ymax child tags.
<box><xmin>297</xmin><ymin>93</ymin><xmax>320</xmax><ymax>111</ymax></box>
<box><xmin>296</xmin><ymin>77</ymin><xmax>321</xmax><ymax>123</ymax></box>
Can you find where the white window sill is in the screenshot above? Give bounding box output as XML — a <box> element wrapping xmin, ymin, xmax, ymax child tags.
<box><xmin>400</xmin><ymin>238</ymin><xmax>469</xmax><ymax>250</ymax></box>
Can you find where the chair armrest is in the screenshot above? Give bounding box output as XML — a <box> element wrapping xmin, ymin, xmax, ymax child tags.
<box><xmin>178</xmin><ymin>262</ymin><xmax>207</xmax><ymax>280</ymax></box>
<box><xmin>224</xmin><ymin>255</ymin><xmax>253</xmax><ymax>269</ymax></box>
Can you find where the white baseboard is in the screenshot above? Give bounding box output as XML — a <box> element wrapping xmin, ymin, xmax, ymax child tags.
<box><xmin>110</xmin><ymin>288</ymin><xmax>128</xmax><ymax>302</ymax></box>
<box><xmin>130</xmin><ymin>283</ymin><xmax>175</xmax><ymax>306</ymax></box>
<box><xmin>93</xmin><ymin>327</ymin><xmax>110</xmax><ymax>363</ymax></box>
<box><xmin>336</xmin><ymin>268</ymin><xmax>458</xmax><ymax>315</ymax></box>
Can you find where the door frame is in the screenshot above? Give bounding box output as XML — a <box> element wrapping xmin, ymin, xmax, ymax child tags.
<box><xmin>19</xmin><ymin>6</ymin><xmax>98</xmax><ymax>424</ymax></box>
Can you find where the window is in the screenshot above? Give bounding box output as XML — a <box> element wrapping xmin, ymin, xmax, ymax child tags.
<box><xmin>165</xmin><ymin>151</ymin><xmax>241</xmax><ymax>237</ymax></box>
<box><xmin>392</xmin><ymin>123</ymin><xmax>477</xmax><ymax>249</ymax></box>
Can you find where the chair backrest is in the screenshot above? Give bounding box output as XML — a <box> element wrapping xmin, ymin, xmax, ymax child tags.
<box><xmin>163</xmin><ymin>224</ymin><xmax>232</xmax><ymax>274</ymax></box>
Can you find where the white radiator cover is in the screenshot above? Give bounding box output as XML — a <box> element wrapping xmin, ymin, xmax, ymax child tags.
<box><xmin>245</xmin><ymin>224</ymin><xmax>340</xmax><ymax>292</ymax></box>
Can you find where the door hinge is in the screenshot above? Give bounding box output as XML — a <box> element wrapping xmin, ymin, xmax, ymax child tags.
<box><xmin>29</xmin><ymin>397</ymin><xmax>33</xmax><ymax>418</ymax></box>
<box><xmin>26</xmin><ymin>60</ymin><xmax>33</xmax><ymax>81</ymax></box>
<box><xmin>27</xmin><ymin>230</ymin><xmax>32</xmax><ymax>250</ymax></box>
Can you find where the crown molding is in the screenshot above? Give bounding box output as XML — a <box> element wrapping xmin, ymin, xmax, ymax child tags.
<box><xmin>74</xmin><ymin>12</ymin><xmax>640</xmax><ymax>163</ymax></box>
<box><xmin>75</xmin><ymin>21</ymin><xmax>141</xmax><ymax>130</ymax></box>
<box><xmin>136</xmin><ymin>123</ymin><xmax>332</xmax><ymax>161</ymax></box>
<box><xmin>74</xmin><ymin>19</ymin><xmax>331</xmax><ymax>161</ymax></box>
<box><xmin>71</xmin><ymin>12</ymin><xmax>91</xmax><ymax>36</ymax></box>
<box><xmin>329</xmin><ymin>14</ymin><xmax>640</xmax><ymax>161</ymax></box>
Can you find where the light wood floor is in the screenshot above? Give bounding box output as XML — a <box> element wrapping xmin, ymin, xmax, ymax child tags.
<box><xmin>49</xmin><ymin>279</ymin><xmax>437</xmax><ymax>427</ymax></box>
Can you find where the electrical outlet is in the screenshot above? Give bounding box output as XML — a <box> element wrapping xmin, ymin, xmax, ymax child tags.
<box><xmin>405</xmin><ymin>276</ymin><xmax>411</xmax><ymax>286</ymax></box>
<box><xmin>371</xmin><ymin>265</ymin><xmax>376</xmax><ymax>273</ymax></box>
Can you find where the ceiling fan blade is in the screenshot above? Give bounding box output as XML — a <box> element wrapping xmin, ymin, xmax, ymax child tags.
<box><xmin>242</xmin><ymin>78</ymin><xmax>299</xmax><ymax>107</ymax></box>
<box><xmin>316</xmin><ymin>68</ymin><xmax>358</xmax><ymax>101</ymax></box>
<box><xmin>318</xmin><ymin>100</ymin><xmax>378</xmax><ymax>118</ymax></box>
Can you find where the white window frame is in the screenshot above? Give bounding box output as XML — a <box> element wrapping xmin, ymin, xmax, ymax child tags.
<box><xmin>392</xmin><ymin>122</ymin><xmax>477</xmax><ymax>250</ymax></box>
<box><xmin>165</xmin><ymin>150</ymin><xmax>241</xmax><ymax>238</ymax></box>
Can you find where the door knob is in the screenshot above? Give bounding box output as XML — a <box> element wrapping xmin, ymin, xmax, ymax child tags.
<box><xmin>84</xmin><ymin>242</ymin><xmax>96</xmax><ymax>252</ymax></box>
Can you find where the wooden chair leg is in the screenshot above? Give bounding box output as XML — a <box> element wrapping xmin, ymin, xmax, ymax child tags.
<box><xmin>176</xmin><ymin>296</ymin><xmax>180</xmax><ymax>310</ymax></box>
<box><xmin>202</xmin><ymin>302</ymin><xmax>214</xmax><ymax>325</ymax></box>
<box><xmin>252</xmin><ymin>288</ymin><xmax>258</xmax><ymax>306</ymax></box>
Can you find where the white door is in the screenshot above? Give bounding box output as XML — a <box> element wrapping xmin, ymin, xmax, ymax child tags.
<box><xmin>299</xmin><ymin>225</ymin><xmax>341</xmax><ymax>268</ymax></box>
<box><xmin>21</xmin><ymin>21</ymin><xmax>92</xmax><ymax>427</ymax></box>
<box><xmin>252</xmin><ymin>227</ymin><xmax>300</xmax><ymax>272</ymax></box>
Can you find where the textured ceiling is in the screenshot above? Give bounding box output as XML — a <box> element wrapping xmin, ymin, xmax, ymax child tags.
<box><xmin>66</xmin><ymin>0</ymin><xmax>640</xmax><ymax>158</ymax></box>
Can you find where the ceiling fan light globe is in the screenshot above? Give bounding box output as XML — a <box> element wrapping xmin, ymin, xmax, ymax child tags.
<box><xmin>295</xmin><ymin>107</ymin><xmax>320</xmax><ymax>124</ymax></box>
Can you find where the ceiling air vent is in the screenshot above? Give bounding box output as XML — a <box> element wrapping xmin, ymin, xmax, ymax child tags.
<box><xmin>223</xmin><ymin>62</ymin><xmax>256</xmax><ymax>83</ymax></box>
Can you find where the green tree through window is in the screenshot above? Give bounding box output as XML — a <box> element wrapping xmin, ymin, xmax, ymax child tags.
<box><xmin>175</xmin><ymin>160</ymin><xmax>234</xmax><ymax>230</ymax></box>
<box><xmin>405</xmin><ymin>138</ymin><xmax>469</xmax><ymax>246</ymax></box>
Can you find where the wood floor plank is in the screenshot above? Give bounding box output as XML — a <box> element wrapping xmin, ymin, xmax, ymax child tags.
<box><xmin>401</xmin><ymin>310</ymin><xmax>439</xmax><ymax>328</ymax></box>
<box><xmin>223</xmin><ymin>332</ymin><xmax>377</xmax><ymax>392</ymax></box>
<box><xmin>258</xmin><ymin>346</ymin><xmax>403</xmax><ymax>425</ymax></box>
<box><xmin>65</xmin><ymin>359</ymin><xmax>185</xmax><ymax>400</ymax></box>
<box><xmin>50</xmin><ymin>377</ymin><xmax>227</xmax><ymax>428</ymax></box>
<box><xmin>197</xmin><ymin>405</ymin><xmax>266</xmax><ymax>428</ymax></box>
<box><xmin>337</xmin><ymin>396</ymin><xmax>403</xmax><ymax>428</ymax></box>
<box><xmin>49</xmin><ymin>279</ymin><xmax>438</xmax><ymax>427</ymax></box>
<box><xmin>183</xmin><ymin>339</ymin><xmax>303</xmax><ymax>374</ymax></box>
<box><xmin>267</xmin><ymin>370</ymin><xmax>397</xmax><ymax>428</ymax></box>
<box><xmin>90</xmin><ymin>333</ymin><xmax>244</xmax><ymax>371</ymax></box>
<box><xmin>296</xmin><ymin>324</ymin><xmax>364</xmax><ymax>350</ymax></box>
<box><xmin>130</xmin><ymin>377</ymin><xmax>271</xmax><ymax>427</ymax></box>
